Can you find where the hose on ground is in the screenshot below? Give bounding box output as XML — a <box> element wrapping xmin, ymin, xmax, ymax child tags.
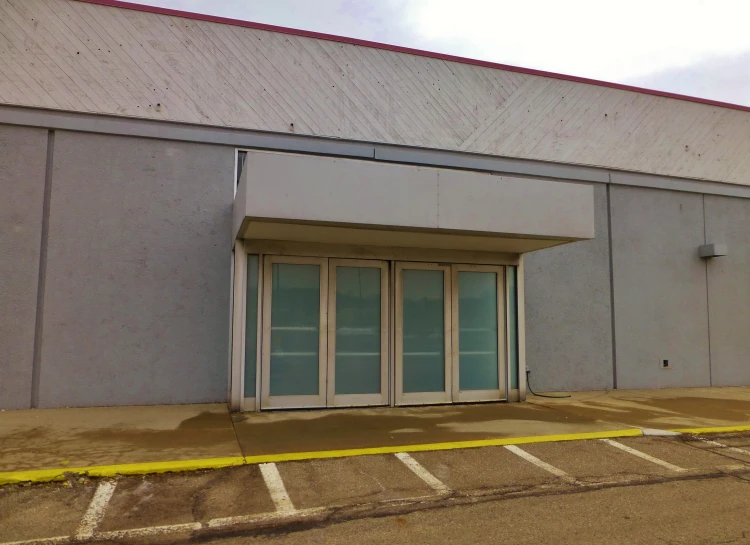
<box><xmin>526</xmin><ymin>369</ymin><xmax>572</xmax><ymax>398</ymax></box>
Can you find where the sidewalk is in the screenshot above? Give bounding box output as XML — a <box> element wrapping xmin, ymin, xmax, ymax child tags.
<box><xmin>1</xmin><ymin>387</ymin><xmax>749</xmax><ymax>484</ymax></box>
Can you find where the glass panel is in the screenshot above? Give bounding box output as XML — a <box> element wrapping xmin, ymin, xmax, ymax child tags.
<box><xmin>402</xmin><ymin>269</ymin><xmax>445</xmax><ymax>393</ymax></box>
<box><xmin>335</xmin><ymin>267</ymin><xmax>382</xmax><ymax>395</ymax></box>
<box><xmin>269</xmin><ymin>263</ymin><xmax>320</xmax><ymax>396</ymax></box>
<box><xmin>244</xmin><ymin>255</ymin><xmax>259</xmax><ymax>397</ymax></box>
<box><xmin>508</xmin><ymin>266</ymin><xmax>519</xmax><ymax>390</ymax></box>
<box><xmin>458</xmin><ymin>271</ymin><xmax>499</xmax><ymax>391</ymax></box>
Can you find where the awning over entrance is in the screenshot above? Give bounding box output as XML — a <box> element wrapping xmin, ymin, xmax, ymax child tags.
<box><xmin>234</xmin><ymin>150</ymin><xmax>595</xmax><ymax>253</ymax></box>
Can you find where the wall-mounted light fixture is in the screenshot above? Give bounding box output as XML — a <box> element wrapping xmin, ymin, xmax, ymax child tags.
<box><xmin>698</xmin><ymin>243</ymin><xmax>728</xmax><ymax>259</ymax></box>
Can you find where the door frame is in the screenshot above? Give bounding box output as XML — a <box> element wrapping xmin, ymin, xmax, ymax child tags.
<box><xmin>260</xmin><ymin>255</ymin><xmax>328</xmax><ymax>409</ymax></box>
<box><xmin>450</xmin><ymin>264</ymin><xmax>507</xmax><ymax>402</ymax></box>
<box><xmin>394</xmin><ymin>262</ymin><xmax>452</xmax><ymax>406</ymax></box>
<box><xmin>327</xmin><ymin>259</ymin><xmax>390</xmax><ymax>407</ymax></box>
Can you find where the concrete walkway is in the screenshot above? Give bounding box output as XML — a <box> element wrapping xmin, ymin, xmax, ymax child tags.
<box><xmin>1</xmin><ymin>387</ymin><xmax>749</xmax><ymax>483</ymax></box>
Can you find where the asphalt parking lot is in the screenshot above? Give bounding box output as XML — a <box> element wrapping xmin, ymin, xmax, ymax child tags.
<box><xmin>2</xmin><ymin>432</ymin><xmax>750</xmax><ymax>544</ymax></box>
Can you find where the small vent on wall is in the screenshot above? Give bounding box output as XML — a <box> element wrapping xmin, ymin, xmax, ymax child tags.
<box><xmin>661</xmin><ymin>359</ymin><xmax>670</xmax><ymax>369</ymax></box>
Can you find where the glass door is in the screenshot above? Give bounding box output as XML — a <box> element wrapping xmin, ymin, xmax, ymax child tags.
<box><xmin>451</xmin><ymin>265</ymin><xmax>507</xmax><ymax>402</ymax></box>
<box><xmin>395</xmin><ymin>262</ymin><xmax>452</xmax><ymax>405</ymax></box>
<box><xmin>261</xmin><ymin>256</ymin><xmax>327</xmax><ymax>409</ymax></box>
<box><xmin>327</xmin><ymin>259</ymin><xmax>389</xmax><ymax>407</ymax></box>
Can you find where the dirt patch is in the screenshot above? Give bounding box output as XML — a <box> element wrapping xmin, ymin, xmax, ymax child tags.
<box><xmin>234</xmin><ymin>402</ymin><xmax>599</xmax><ymax>456</ymax></box>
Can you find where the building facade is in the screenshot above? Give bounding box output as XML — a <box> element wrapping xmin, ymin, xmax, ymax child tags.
<box><xmin>2</xmin><ymin>0</ymin><xmax>750</xmax><ymax>411</ymax></box>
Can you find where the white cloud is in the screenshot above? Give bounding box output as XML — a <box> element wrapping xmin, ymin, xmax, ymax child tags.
<box><xmin>126</xmin><ymin>0</ymin><xmax>750</xmax><ymax>105</ymax></box>
<box><xmin>402</xmin><ymin>0</ymin><xmax>750</xmax><ymax>81</ymax></box>
<box><xmin>631</xmin><ymin>51</ymin><xmax>750</xmax><ymax>106</ymax></box>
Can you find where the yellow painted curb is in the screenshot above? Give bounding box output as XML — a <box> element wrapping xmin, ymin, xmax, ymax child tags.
<box><xmin>0</xmin><ymin>428</ymin><xmax>644</xmax><ymax>486</ymax></box>
<box><xmin>0</xmin><ymin>456</ymin><xmax>245</xmax><ymax>486</ymax></box>
<box><xmin>672</xmin><ymin>424</ymin><xmax>750</xmax><ymax>434</ymax></box>
<box><xmin>242</xmin><ymin>428</ymin><xmax>644</xmax><ymax>464</ymax></box>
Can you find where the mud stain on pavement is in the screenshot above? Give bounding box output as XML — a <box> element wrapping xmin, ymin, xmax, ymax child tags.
<box><xmin>0</xmin><ymin>412</ymin><xmax>240</xmax><ymax>472</ymax></box>
<box><xmin>535</xmin><ymin>396</ymin><xmax>750</xmax><ymax>430</ymax></box>
<box><xmin>233</xmin><ymin>403</ymin><xmax>607</xmax><ymax>456</ymax></box>
<box><xmin>178</xmin><ymin>411</ymin><xmax>233</xmax><ymax>430</ymax></box>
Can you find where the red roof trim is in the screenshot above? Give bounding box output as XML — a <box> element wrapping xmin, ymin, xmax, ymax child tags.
<box><xmin>76</xmin><ymin>0</ymin><xmax>750</xmax><ymax>114</ymax></box>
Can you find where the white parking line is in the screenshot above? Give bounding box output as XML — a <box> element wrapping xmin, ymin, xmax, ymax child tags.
<box><xmin>207</xmin><ymin>507</ymin><xmax>326</xmax><ymax>529</ymax></box>
<box><xmin>97</xmin><ymin>522</ymin><xmax>202</xmax><ymax>540</ymax></box>
<box><xmin>74</xmin><ymin>481</ymin><xmax>117</xmax><ymax>539</ymax></box>
<box><xmin>697</xmin><ymin>438</ymin><xmax>750</xmax><ymax>457</ymax></box>
<box><xmin>504</xmin><ymin>445</ymin><xmax>577</xmax><ymax>484</ymax></box>
<box><xmin>2</xmin><ymin>537</ymin><xmax>69</xmax><ymax>545</ymax></box>
<box><xmin>600</xmin><ymin>439</ymin><xmax>685</xmax><ymax>472</ymax></box>
<box><xmin>259</xmin><ymin>462</ymin><xmax>296</xmax><ymax>513</ymax></box>
<box><xmin>394</xmin><ymin>452</ymin><xmax>450</xmax><ymax>493</ymax></box>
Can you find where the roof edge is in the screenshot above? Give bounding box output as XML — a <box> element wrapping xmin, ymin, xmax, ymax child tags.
<box><xmin>78</xmin><ymin>0</ymin><xmax>750</xmax><ymax>114</ymax></box>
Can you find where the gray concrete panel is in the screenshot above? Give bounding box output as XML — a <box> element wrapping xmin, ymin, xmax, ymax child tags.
<box><xmin>239</xmin><ymin>150</ymin><xmax>595</xmax><ymax>241</ymax></box>
<box><xmin>0</xmin><ymin>124</ymin><xmax>47</xmax><ymax>409</ymax></box>
<box><xmin>436</xmin><ymin>170</ymin><xmax>594</xmax><ymax>239</ymax></box>
<box><xmin>704</xmin><ymin>195</ymin><xmax>750</xmax><ymax>386</ymax></box>
<box><xmin>38</xmin><ymin>132</ymin><xmax>234</xmax><ymax>408</ymax></box>
<box><xmin>524</xmin><ymin>184</ymin><xmax>614</xmax><ymax>391</ymax></box>
<box><xmin>242</xmin><ymin>150</ymin><xmax>440</xmax><ymax>230</ymax></box>
<box><xmin>610</xmin><ymin>186</ymin><xmax>710</xmax><ymax>389</ymax></box>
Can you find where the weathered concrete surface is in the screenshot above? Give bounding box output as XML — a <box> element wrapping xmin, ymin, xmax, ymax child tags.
<box><xmin>0</xmin><ymin>124</ymin><xmax>48</xmax><ymax>410</ymax></box>
<box><xmin>1</xmin><ymin>388</ymin><xmax>749</xmax><ymax>474</ymax></box>
<box><xmin>0</xmin><ymin>404</ymin><xmax>240</xmax><ymax>471</ymax></box>
<box><xmin>524</xmin><ymin>183</ymin><xmax>614</xmax><ymax>392</ymax></box>
<box><xmin>232</xmin><ymin>402</ymin><xmax>624</xmax><ymax>457</ymax></box>
<box><xmin>616</xmin><ymin>436</ymin><xmax>732</xmax><ymax>470</ymax></box>
<box><xmin>410</xmin><ymin>446</ymin><xmax>558</xmax><ymax>491</ymax></box>
<box><xmin>704</xmin><ymin>195</ymin><xmax>750</xmax><ymax>387</ymax></box>
<box><xmin>39</xmin><ymin>131</ymin><xmax>233</xmax><ymax>408</ymax></box>
<box><xmin>0</xmin><ymin>482</ymin><xmax>95</xmax><ymax>542</ymax></box>
<box><xmin>528</xmin><ymin>387</ymin><xmax>750</xmax><ymax>430</ymax></box>
<box><xmin>277</xmin><ymin>455</ymin><xmax>430</xmax><ymax>509</ymax></box>
<box><xmin>610</xmin><ymin>186</ymin><xmax>710</xmax><ymax>389</ymax></box>
<box><xmin>520</xmin><ymin>439</ymin><xmax>669</xmax><ymax>484</ymax></box>
<box><xmin>99</xmin><ymin>466</ymin><xmax>275</xmax><ymax>532</ymax></box>
<box><xmin>210</xmin><ymin>477</ymin><xmax>750</xmax><ymax>545</ymax></box>
<box><xmin>2</xmin><ymin>435</ymin><xmax>749</xmax><ymax>545</ymax></box>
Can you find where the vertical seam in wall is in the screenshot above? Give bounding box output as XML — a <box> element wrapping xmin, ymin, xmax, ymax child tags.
<box><xmin>31</xmin><ymin>130</ymin><xmax>55</xmax><ymax>409</ymax></box>
<box><xmin>703</xmin><ymin>195</ymin><xmax>712</xmax><ymax>386</ymax></box>
<box><xmin>436</xmin><ymin>171</ymin><xmax>440</xmax><ymax>226</ymax></box>
<box><xmin>606</xmin><ymin>176</ymin><xmax>618</xmax><ymax>390</ymax></box>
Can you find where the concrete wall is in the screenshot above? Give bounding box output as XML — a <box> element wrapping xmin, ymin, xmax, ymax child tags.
<box><xmin>704</xmin><ymin>196</ymin><xmax>750</xmax><ymax>386</ymax></box>
<box><xmin>524</xmin><ymin>183</ymin><xmax>614</xmax><ymax>391</ymax></box>
<box><xmin>0</xmin><ymin>125</ymin><xmax>48</xmax><ymax>409</ymax></box>
<box><xmin>3</xmin><ymin>119</ymin><xmax>750</xmax><ymax>410</ymax></box>
<box><xmin>36</xmin><ymin>131</ymin><xmax>234</xmax><ymax>408</ymax></box>
<box><xmin>610</xmin><ymin>186</ymin><xmax>710</xmax><ymax>389</ymax></box>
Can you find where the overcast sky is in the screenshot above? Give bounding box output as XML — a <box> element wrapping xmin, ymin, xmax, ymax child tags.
<box><xmin>129</xmin><ymin>0</ymin><xmax>750</xmax><ymax>106</ymax></box>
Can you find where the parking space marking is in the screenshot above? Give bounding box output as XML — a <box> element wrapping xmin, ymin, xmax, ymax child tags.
<box><xmin>259</xmin><ymin>462</ymin><xmax>296</xmax><ymax>513</ymax></box>
<box><xmin>697</xmin><ymin>438</ymin><xmax>750</xmax><ymax>457</ymax></box>
<box><xmin>97</xmin><ymin>522</ymin><xmax>202</xmax><ymax>540</ymax></box>
<box><xmin>6</xmin><ymin>435</ymin><xmax>749</xmax><ymax>545</ymax></box>
<box><xmin>74</xmin><ymin>481</ymin><xmax>117</xmax><ymax>540</ymax></box>
<box><xmin>3</xmin><ymin>537</ymin><xmax>70</xmax><ymax>545</ymax></box>
<box><xmin>504</xmin><ymin>445</ymin><xmax>577</xmax><ymax>484</ymax></box>
<box><xmin>394</xmin><ymin>452</ymin><xmax>450</xmax><ymax>493</ymax></box>
<box><xmin>207</xmin><ymin>507</ymin><xmax>327</xmax><ymax>529</ymax></box>
<box><xmin>600</xmin><ymin>439</ymin><xmax>685</xmax><ymax>472</ymax></box>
